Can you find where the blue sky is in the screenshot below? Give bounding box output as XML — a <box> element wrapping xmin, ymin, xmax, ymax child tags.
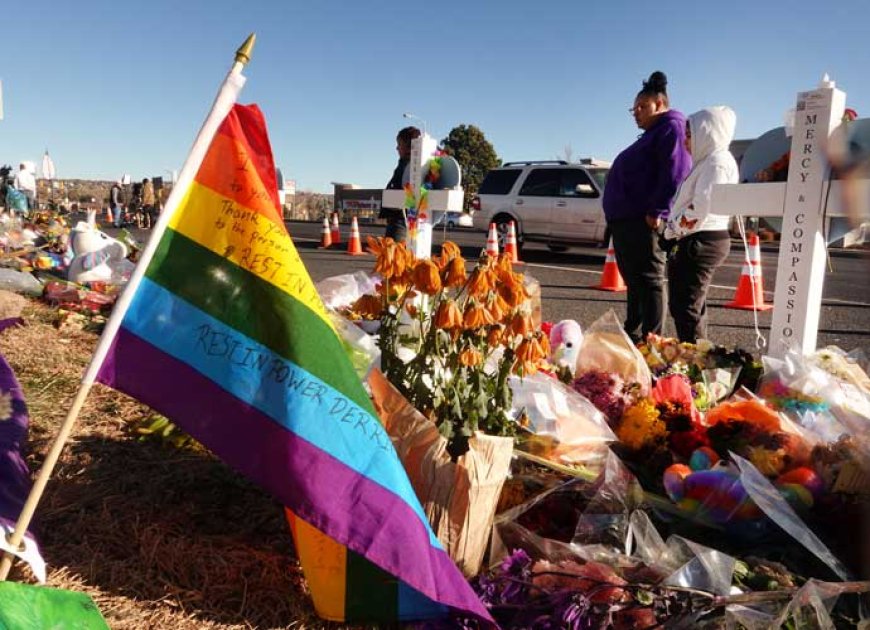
<box><xmin>2</xmin><ymin>0</ymin><xmax>868</xmax><ymax>192</ymax></box>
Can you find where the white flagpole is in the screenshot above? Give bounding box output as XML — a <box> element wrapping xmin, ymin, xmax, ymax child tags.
<box><xmin>0</xmin><ymin>34</ymin><xmax>256</xmax><ymax>581</ymax></box>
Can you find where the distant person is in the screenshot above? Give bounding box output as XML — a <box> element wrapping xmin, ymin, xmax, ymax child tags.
<box><xmin>140</xmin><ymin>178</ymin><xmax>156</xmax><ymax>228</ymax></box>
<box><xmin>380</xmin><ymin>126</ymin><xmax>421</xmax><ymax>243</ymax></box>
<box><xmin>110</xmin><ymin>180</ymin><xmax>124</xmax><ymax>228</ymax></box>
<box><xmin>602</xmin><ymin>71</ymin><xmax>692</xmax><ymax>343</ymax></box>
<box><xmin>663</xmin><ymin>106</ymin><xmax>737</xmax><ymax>342</ymax></box>
<box><xmin>13</xmin><ymin>163</ymin><xmax>37</xmax><ymax>213</ymax></box>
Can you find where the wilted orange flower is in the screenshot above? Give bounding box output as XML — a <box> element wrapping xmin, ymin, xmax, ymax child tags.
<box><xmin>458</xmin><ymin>347</ymin><xmax>483</xmax><ymax>367</ymax></box>
<box><xmin>434</xmin><ymin>299</ymin><xmax>463</xmax><ymax>330</ymax></box>
<box><xmin>441</xmin><ymin>241</ymin><xmax>461</xmax><ymax>261</ymax></box>
<box><xmin>536</xmin><ymin>331</ymin><xmax>551</xmax><ymax>357</ymax></box>
<box><xmin>349</xmin><ymin>294</ymin><xmax>383</xmax><ymax>320</ymax></box>
<box><xmin>490</xmin><ymin>293</ymin><xmax>511</xmax><ymax>322</ymax></box>
<box><xmin>376</xmin><ymin>279</ymin><xmax>414</xmax><ymax>302</ymax></box>
<box><xmin>485</xmin><ymin>293</ymin><xmax>508</xmax><ymax>323</ymax></box>
<box><xmin>510</xmin><ymin>313</ymin><xmax>534</xmax><ymax>337</ymax></box>
<box><xmin>513</xmin><ymin>332</ymin><xmax>549</xmax><ymax>375</ymax></box>
<box><xmin>497</xmin><ymin>276</ymin><xmax>528</xmax><ymax>308</ymax></box>
<box><xmin>368</xmin><ymin>236</ymin><xmax>413</xmax><ymax>280</ymax></box>
<box><xmin>412</xmin><ymin>259</ymin><xmax>442</xmax><ymax>295</ymax></box>
<box><xmin>442</xmin><ymin>256</ymin><xmax>467</xmax><ymax>288</ymax></box>
<box><xmin>513</xmin><ymin>338</ymin><xmax>538</xmax><ymax>375</ymax></box>
<box><xmin>463</xmin><ymin>301</ymin><xmax>494</xmax><ymax>330</ymax></box>
<box><xmin>467</xmin><ymin>268</ymin><xmax>494</xmax><ymax>298</ymax></box>
<box><xmin>495</xmin><ymin>253</ymin><xmax>515</xmax><ymax>276</ymax></box>
<box><xmin>487</xmin><ymin>324</ymin><xmax>506</xmax><ymax>348</ymax></box>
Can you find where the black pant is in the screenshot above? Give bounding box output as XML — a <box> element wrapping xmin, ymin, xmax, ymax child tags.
<box><xmin>667</xmin><ymin>230</ymin><xmax>730</xmax><ymax>343</ymax></box>
<box><xmin>382</xmin><ymin>209</ymin><xmax>407</xmax><ymax>243</ymax></box>
<box><xmin>609</xmin><ymin>219</ymin><xmax>666</xmax><ymax>343</ymax></box>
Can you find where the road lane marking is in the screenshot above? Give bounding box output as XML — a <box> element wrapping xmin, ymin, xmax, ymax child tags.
<box><xmin>524</xmin><ymin>263</ymin><xmax>870</xmax><ymax>308</ymax></box>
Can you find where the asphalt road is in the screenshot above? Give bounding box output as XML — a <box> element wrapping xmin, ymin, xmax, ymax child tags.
<box><xmin>281</xmin><ymin>221</ymin><xmax>870</xmax><ymax>356</ymax></box>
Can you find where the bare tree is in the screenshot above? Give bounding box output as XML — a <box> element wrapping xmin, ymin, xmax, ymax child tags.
<box><xmin>556</xmin><ymin>143</ymin><xmax>574</xmax><ymax>163</ymax></box>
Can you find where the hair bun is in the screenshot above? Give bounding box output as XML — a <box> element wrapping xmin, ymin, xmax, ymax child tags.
<box><xmin>644</xmin><ymin>71</ymin><xmax>668</xmax><ymax>94</ymax></box>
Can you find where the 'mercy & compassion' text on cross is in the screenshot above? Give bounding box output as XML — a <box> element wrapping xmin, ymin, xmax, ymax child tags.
<box><xmin>711</xmin><ymin>76</ymin><xmax>862</xmax><ymax>359</ymax></box>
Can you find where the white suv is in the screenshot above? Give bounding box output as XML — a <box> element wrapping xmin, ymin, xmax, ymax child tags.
<box><xmin>471</xmin><ymin>160</ymin><xmax>610</xmax><ymax>252</ymax></box>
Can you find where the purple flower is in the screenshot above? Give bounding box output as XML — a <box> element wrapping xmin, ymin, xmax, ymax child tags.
<box><xmin>572</xmin><ymin>370</ymin><xmax>629</xmax><ymax>424</ymax></box>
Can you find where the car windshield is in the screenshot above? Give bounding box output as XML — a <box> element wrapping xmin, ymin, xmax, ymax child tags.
<box><xmin>588</xmin><ymin>168</ymin><xmax>609</xmax><ymax>192</ymax></box>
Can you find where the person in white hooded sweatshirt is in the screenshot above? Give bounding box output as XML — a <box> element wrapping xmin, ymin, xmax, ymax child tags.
<box><xmin>663</xmin><ymin>106</ymin><xmax>737</xmax><ymax>342</ymax></box>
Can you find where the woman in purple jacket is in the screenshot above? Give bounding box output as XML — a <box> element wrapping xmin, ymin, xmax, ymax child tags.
<box><xmin>603</xmin><ymin>71</ymin><xmax>692</xmax><ymax>343</ymax></box>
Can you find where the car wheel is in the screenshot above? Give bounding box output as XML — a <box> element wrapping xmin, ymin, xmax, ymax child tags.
<box><xmin>547</xmin><ymin>244</ymin><xmax>568</xmax><ymax>253</ymax></box>
<box><xmin>493</xmin><ymin>214</ymin><xmax>520</xmax><ymax>251</ymax></box>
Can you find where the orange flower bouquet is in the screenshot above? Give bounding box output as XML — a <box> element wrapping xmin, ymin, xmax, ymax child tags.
<box><xmin>355</xmin><ymin>236</ymin><xmax>549</xmax><ymax>459</ymax></box>
<box><xmin>350</xmin><ymin>237</ymin><xmax>548</xmax><ymax>575</ymax></box>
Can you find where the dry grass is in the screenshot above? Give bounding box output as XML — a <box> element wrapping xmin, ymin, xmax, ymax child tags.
<box><xmin>1</xmin><ymin>299</ymin><xmax>369</xmax><ymax>629</ymax></box>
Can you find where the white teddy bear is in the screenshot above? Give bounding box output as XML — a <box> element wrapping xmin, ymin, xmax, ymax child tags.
<box><xmin>67</xmin><ymin>222</ymin><xmax>129</xmax><ymax>284</ymax></box>
<box><xmin>548</xmin><ymin>319</ymin><xmax>584</xmax><ymax>373</ymax></box>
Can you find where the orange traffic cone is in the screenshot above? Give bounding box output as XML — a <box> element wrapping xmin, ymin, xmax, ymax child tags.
<box><xmin>346</xmin><ymin>216</ymin><xmax>364</xmax><ymax>255</ymax></box>
<box><xmin>726</xmin><ymin>233</ymin><xmax>773</xmax><ymax>310</ymax></box>
<box><xmin>504</xmin><ymin>221</ymin><xmax>523</xmax><ymax>264</ymax></box>
<box><xmin>485</xmin><ymin>222</ymin><xmax>499</xmax><ymax>257</ymax></box>
<box><xmin>593</xmin><ymin>238</ymin><xmax>626</xmax><ymax>292</ymax></box>
<box><xmin>330</xmin><ymin>213</ymin><xmax>341</xmax><ymax>246</ymax></box>
<box><xmin>318</xmin><ymin>216</ymin><xmax>332</xmax><ymax>249</ymax></box>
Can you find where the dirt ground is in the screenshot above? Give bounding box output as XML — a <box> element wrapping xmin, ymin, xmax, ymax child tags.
<box><xmin>1</xmin><ymin>300</ymin><xmax>363</xmax><ymax>629</ymax></box>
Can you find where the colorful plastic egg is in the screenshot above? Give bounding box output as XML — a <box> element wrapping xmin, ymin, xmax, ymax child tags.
<box><xmin>663</xmin><ymin>464</ymin><xmax>692</xmax><ymax>501</ymax></box>
<box><xmin>775</xmin><ymin>467</ymin><xmax>824</xmax><ymax>500</ymax></box>
<box><xmin>689</xmin><ymin>446</ymin><xmax>720</xmax><ymax>471</ymax></box>
<box><xmin>778</xmin><ymin>483</ymin><xmax>814</xmax><ymax>509</ymax></box>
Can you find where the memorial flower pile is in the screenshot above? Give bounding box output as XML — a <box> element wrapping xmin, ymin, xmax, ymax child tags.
<box><xmin>352</xmin><ymin>237</ymin><xmax>550</xmax><ymax>457</ymax></box>
<box><xmin>638</xmin><ymin>334</ymin><xmax>761</xmax><ymax>410</ymax></box>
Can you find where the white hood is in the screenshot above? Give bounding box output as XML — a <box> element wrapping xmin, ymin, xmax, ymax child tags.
<box><xmin>665</xmin><ymin>106</ymin><xmax>739</xmax><ymax>239</ymax></box>
<box><xmin>688</xmin><ymin>106</ymin><xmax>736</xmax><ymax>162</ymax></box>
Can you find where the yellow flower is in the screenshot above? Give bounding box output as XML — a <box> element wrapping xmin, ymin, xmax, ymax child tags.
<box><xmin>412</xmin><ymin>259</ymin><xmax>442</xmax><ymax>295</ymax></box>
<box><xmin>459</xmin><ymin>347</ymin><xmax>483</xmax><ymax>367</ymax></box>
<box><xmin>747</xmin><ymin>446</ymin><xmax>787</xmax><ymax>477</ymax></box>
<box><xmin>434</xmin><ymin>299</ymin><xmax>463</xmax><ymax>330</ymax></box>
<box><xmin>616</xmin><ymin>399</ymin><xmax>666</xmax><ymax>451</ymax></box>
<box><xmin>463</xmin><ymin>301</ymin><xmax>493</xmax><ymax>330</ymax></box>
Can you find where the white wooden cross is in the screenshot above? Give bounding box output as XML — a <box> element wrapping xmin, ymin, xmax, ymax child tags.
<box><xmin>711</xmin><ymin>75</ymin><xmax>864</xmax><ymax>359</ymax></box>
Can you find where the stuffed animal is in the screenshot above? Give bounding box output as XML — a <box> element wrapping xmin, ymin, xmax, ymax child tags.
<box><xmin>663</xmin><ymin>447</ymin><xmax>824</xmax><ymax>524</ymax></box>
<box><xmin>548</xmin><ymin>319</ymin><xmax>583</xmax><ymax>371</ymax></box>
<box><xmin>67</xmin><ymin>222</ymin><xmax>128</xmax><ymax>284</ymax></box>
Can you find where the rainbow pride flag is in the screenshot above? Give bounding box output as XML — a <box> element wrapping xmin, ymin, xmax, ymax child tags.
<box><xmin>95</xmin><ymin>103</ymin><xmax>491</xmax><ymax>625</ymax></box>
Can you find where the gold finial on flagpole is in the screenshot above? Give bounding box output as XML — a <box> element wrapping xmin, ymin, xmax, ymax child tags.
<box><xmin>235</xmin><ymin>33</ymin><xmax>256</xmax><ymax>66</ymax></box>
